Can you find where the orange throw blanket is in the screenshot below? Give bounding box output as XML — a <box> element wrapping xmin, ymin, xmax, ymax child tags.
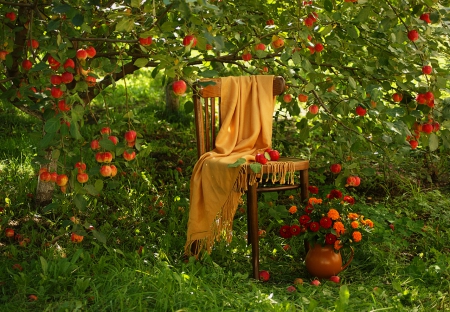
<box><xmin>185</xmin><ymin>75</ymin><xmax>293</xmax><ymax>256</ymax></box>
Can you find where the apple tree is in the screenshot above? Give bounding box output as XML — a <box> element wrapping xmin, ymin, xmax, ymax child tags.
<box><xmin>0</xmin><ymin>0</ymin><xmax>449</xmax><ymax>208</ymax></box>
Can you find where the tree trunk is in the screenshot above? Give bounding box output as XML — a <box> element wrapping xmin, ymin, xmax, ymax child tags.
<box><xmin>165</xmin><ymin>79</ymin><xmax>180</xmax><ymax>113</ymax></box>
<box><xmin>35</xmin><ymin>151</ymin><xmax>57</xmax><ymax>208</ymax></box>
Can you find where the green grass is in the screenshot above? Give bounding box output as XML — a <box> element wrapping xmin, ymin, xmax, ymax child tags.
<box><xmin>1</xmin><ymin>93</ymin><xmax>450</xmax><ymax>311</ymax></box>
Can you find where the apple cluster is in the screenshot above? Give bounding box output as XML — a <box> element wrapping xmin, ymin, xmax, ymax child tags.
<box><xmin>254</xmin><ymin>148</ymin><xmax>280</xmax><ymax>165</ymax></box>
<box><xmin>39</xmin><ymin>168</ymin><xmax>69</xmax><ymax>193</ymax></box>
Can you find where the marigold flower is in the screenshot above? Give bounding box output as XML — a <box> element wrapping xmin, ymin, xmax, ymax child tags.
<box><xmin>348</xmin><ymin>212</ymin><xmax>358</xmax><ymax>220</ymax></box>
<box><xmin>308</xmin><ymin>185</ymin><xmax>319</xmax><ymax>194</ymax></box>
<box><xmin>288</xmin><ymin>205</ymin><xmax>297</xmax><ymax>214</ymax></box>
<box><xmin>364</xmin><ymin>219</ymin><xmax>374</xmax><ymax>228</ymax></box>
<box><xmin>351</xmin><ymin>221</ymin><xmax>359</xmax><ymax>229</ymax></box>
<box><xmin>289</xmin><ymin>195</ymin><xmax>294</xmax><ymax>200</ymax></box>
<box><xmin>299</xmin><ymin>214</ymin><xmax>311</xmax><ymax>225</ymax></box>
<box><xmin>308</xmin><ymin>197</ymin><xmax>322</xmax><ymax>205</ymax></box>
<box><xmin>334</xmin><ymin>240</ymin><xmax>343</xmax><ymax>250</ymax></box>
<box><xmin>352</xmin><ymin>231</ymin><xmax>362</xmax><ymax>242</ymax></box>
<box><xmin>333</xmin><ymin>221</ymin><xmax>346</xmax><ymax>235</ymax></box>
<box><xmin>343</xmin><ymin>195</ymin><xmax>355</xmax><ymax>205</ymax></box>
<box><xmin>319</xmin><ymin>216</ymin><xmax>332</xmax><ymax>229</ymax></box>
<box><xmin>325</xmin><ymin>233</ymin><xmax>337</xmax><ymax>245</ymax></box>
<box><xmin>327</xmin><ymin>209</ymin><xmax>340</xmax><ymax>220</ymax></box>
<box><xmin>309</xmin><ymin>221</ymin><xmax>320</xmax><ymax>232</ymax></box>
<box><xmin>290</xmin><ymin>224</ymin><xmax>301</xmax><ymax>236</ymax></box>
<box><xmin>279</xmin><ymin>225</ymin><xmax>292</xmax><ymax>238</ymax></box>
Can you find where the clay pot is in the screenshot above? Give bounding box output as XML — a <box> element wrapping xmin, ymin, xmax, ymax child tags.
<box><xmin>305</xmin><ymin>243</ymin><xmax>354</xmax><ymax>279</ymax></box>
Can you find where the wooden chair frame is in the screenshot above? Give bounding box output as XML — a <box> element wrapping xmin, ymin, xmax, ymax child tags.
<box><xmin>193</xmin><ymin>76</ymin><xmax>309</xmax><ymax>279</ymax></box>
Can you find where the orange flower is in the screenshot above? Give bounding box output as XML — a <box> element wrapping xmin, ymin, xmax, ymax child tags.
<box><xmin>351</xmin><ymin>221</ymin><xmax>359</xmax><ymax>229</ymax></box>
<box><xmin>333</xmin><ymin>221</ymin><xmax>346</xmax><ymax>235</ymax></box>
<box><xmin>288</xmin><ymin>205</ymin><xmax>297</xmax><ymax>214</ymax></box>
<box><xmin>348</xmin><ymin>212</ymin><xmax>359</xmax><ymax>220</ymax></box>
<box><xmin>327</xmin><ymin>209</ymin><xmax>340</xmax><ymax>220</ymax></box>
<box><xmin>334</xmin><ymin>240</ymin><xmax>343</xmax><ymax>250</ymax></box>
<box><xmin>365</xmin><ymin>219</ymin><xmax>374</xmax><ymax>228</ymax></box>
<box><xmin>352</xmin><ymin>231</ymin><xmax>362</xmax><ymax>242</ymax></box>
<box><xmin>308</xmin><ymin>197</ymin><xmax>323</xmax><ymax>205</ymax></box>
<box><xmin>289</xmin><ymin>195</ymin><xmax>294</xmax><ymax>200</ymax></box>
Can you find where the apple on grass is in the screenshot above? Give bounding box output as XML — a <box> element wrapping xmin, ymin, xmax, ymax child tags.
<box><xmin>310</xmin><ymin>279</ymin><xmax>321</xmax><ymax>286</ymax></box>
<box><xmin>71</xmin><ymin>233</ymin><xmax>84</xmax><ymax>243</ymax></box>
<box><xmin>346</xmin><ymin>176</ymin><xmax>361</xmax><ymax>187</ymax></box>
<box><xmin>259</xmin><ymin>270</ymin><xmax>270</xmax><ymax>282</ymax></box>
<box><xmin>5</xmin><ymin>228</ymin><xmax>15</xmax><ymax>238</ymax></box>
<box><xmin>329</xmin><ymin>276</ymin><xmax>340</xmax><ymax>283</ymax></box>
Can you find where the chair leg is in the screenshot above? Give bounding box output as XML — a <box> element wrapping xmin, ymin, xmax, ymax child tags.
<box><xmin>300</xmin><ymin>169</ymin><xmax>309</xmax><ymax>202</ymax></box>
<box><xmin>247</xmin><ymin>182</ymin><xmax>259</xmax><ymax>280</ymax></box>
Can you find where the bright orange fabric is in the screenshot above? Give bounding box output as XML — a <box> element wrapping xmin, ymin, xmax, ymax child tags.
<box><xmin>185</xmin><ymin>75</ymin><xmax>276</xmax><ymax>255</ymax></box>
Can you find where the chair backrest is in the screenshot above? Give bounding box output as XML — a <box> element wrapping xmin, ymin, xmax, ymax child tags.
<box><xmin>193</xmin><ymin>76</ymin><xmax>285</xmax><ymax>158</ymax></box>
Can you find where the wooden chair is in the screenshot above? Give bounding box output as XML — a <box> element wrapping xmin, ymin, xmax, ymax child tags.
<box><xmin>193</xmin><ymin>76</ymin><xmax>309</xmax><ymax>279</ymax></box>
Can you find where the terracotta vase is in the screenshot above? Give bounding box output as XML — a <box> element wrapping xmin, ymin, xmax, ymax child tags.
<box><xmin>305</xmin><ymin>243</ymin><xmax>354</xmax><ymax>279</ymax></box>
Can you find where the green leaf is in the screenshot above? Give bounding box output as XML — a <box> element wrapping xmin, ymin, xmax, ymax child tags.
<box><xmin>249</xmin><ymin>163</ymin><xmax>261</xmax><ymax>173</ymax></box>
<box><xmin>52</xmin><ymin>149</ymin><xmax>60</xmax><ymax>160</ymax></box>
<box><xmin>348</xmin><ymin>76</ymin><xmax>357</xmax><ymax>89</ymax></box>
<box><xmin>131</xmin><ymin>0</ymin><xmax>140</xmax><ymax>8</ymax></box>
<box><xmin>44</xmin><ymin>117</ymin><xmax>61</xmax><ymax>133</ymax></box>
<box><xmin>99</xmin><ymin>139</ymin><xmax>116</xmax><ymax>151</ymax></box>
<box><xmin>198</xmin><ymin>70</ymin><xmax>219</xmax><ymax>78</ymax></box>
<box><xmin>347</xmin><ymin>25</ymin><xmax>360</xmax><ymax>39</ymax></box>
<box><xmin>361</xmin><ymin>167</ymin><xmax>376</xmax><ymax>176</ymax></box>
<box><xmin>43</xmin><ymin>202</ymin><xmax>59</xmax><ymax>213</ymax></box>
<box><xmin>304</xmin><ymin>83</ymin><xmax>315</xmax><ymax>92</ymax></box>
<box><xmin>228</xmin><ymin>158</ymin><xmax>246</xmax><ymax>167</ymax></box>
<box><xmin>428</xmin><ymin>133</ymin><xmax>439</xmax><ymax>152</ymax></box>
<box><xmin>40</xmin><ymin>256</ymin><xmax>48</xmax><ymax>275</ymax></box>
<box><xmin>134</xmin><ymin>58</ymin><xmax>149</xmax><ymax>68</ymax></box>
<box><xmin>72</xmin><ymin>14</ymin><xmax>84</xmax><ymax>27</ymax></box>
<box><xmin>53</xmin><ymin>4</ymin><xmax>72</xmax><ymax>13</ymax></box>
<box><xmin>70</xmin><ymin>122</ymin><xmax>83</xmax><ymax>140</ymax></box>
<box><xmin>184</xmin><ymin>100</ymin><xmax>194</xmax><ymax>114</ymax></box>
<box><xmin>94</xmin><ymin>179</ymin><xmax>104</xmax><ymax>193</ymax></box>
<box><xmin>84</xmin><ymin>184</ymin><xmax>99</xmax><ymax>196</ymax></box>
<box><xmin>324</xmin><ymin>0</ymin><xmax>333</xmax><ymax>12</ymax></box>
<box><xmin>116</xmin><ymin>18</ymin><xmax>135</xmax><ymax>32</ymax></box>
<box><xmin>92</xmin><ymin>230</ymin><xmax>107</xmax><ymax>244</ymax></box>
<box><xmin>74</xmin><ymin>194</ymin><xmax>87</xmax><ymax>211</ymax></box>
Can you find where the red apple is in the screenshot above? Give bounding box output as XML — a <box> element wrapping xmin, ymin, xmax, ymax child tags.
<box><xmin>409</xmin><ymin>140</ymin><xmax>418</xmax><ymax>149</ymax></box>
<box><xmin>309</xmin><ymin>105</ymin><xmax>319</xmax><ymax>114</ymax></box>
<box><xmin>298</xmin><ymin>94</ymin><xmax>308</xmax><ymax>102</ymax></box>
<box><xmin>259</xmin><ymin>270</ymin><xmax>270</xmax><ymax>282</ymax></box>
<box><xmin>304</xmin><ymin>17</ymin><xmax>314</xmax><ymax>27</ymax></box>
<box><xmin>90</xmin><ymin>139</ymin><xmax>100</xmax><ymax>150</ymax></box>
<box><xmin>346</xmin><ymin>176</ymin><xmax>361</xmax><ymax>187</ymax></box>
<box><xmin>110</xmin><ymin>165</ymin><xmax>118</xmax><ymax>177</ymax></box>
<box><xmin>293</xmin><ymin>278</ymin><xmax>304</xmax><ymax>285</ymax></box>
<box><xmin>28</xmin><ymin>295</ymin><xmax>38</xmax><ymax>301</ymax></box>
<box><xmin>139</xmin><ymin>36</ymin><xmax>153</xmax><ymax>46</ymax></box>
<box><xmin>71</xmin><ymin>233</ymin><xmax>84</xmax><ymax>243</ymax></box>
<box><xmin>5</xmin><ymin>228</ymin><xmax>14</xmax><ymax>238</ymax></box>
<box><xmin>12</xmin><ymin>264</ymin><xmax>23</xmax><ymax>271</ymax></box>
<box><xmin>63</xmin><ymin>59</ymin><xmax>75</xmax><ymax>70</ymax></box>
<box><xmin>58</xmin><ymin>99</ymin><xmax>70</xmax><ymax>112</ymax></box>
<box><xmin>123</xmin><ymin>150</ymin><xmax>136</xmax><ymax>161</ymax></box>
<box><xmin>39</xmin><ymin>171</ymin><xmax>51</xmax><ymax>182</ymax></box>
<box><xmin>242</xmin><ymin>52</ymin><xmax>252</xmax><ymax>61</ymax></box>
<box><xmin>329</xmin><ymin>276</ymin><xmax>340</xmax><ymax>283</ymax></box>
<box><xmin>103</xmin><ymin>152</ymin><xmax>113</xmax><ymax>163</ymax></box>
<box><xmin>50</xmin><ymin>172</ymin><xmax>58</xmax><ymax>183</ymax></box>
<box><xmin>183</xmin><ymin>35</ymin><xmax>197</xmax><ymax>47</ymax></box>
<box><xmin>86</xmin><ymin>76</ymin><xmax>96</xmax><ymax>86</ymax></box>
<box><xmin>95</xmin><ymin>152</ymin><xmax>105</xmax><ymax>163</ymax></box>
<box><xmin>75</xmin><ymin>162</ymin><xmax>86</xmax><ymax>173</ymax></box>
<box><xmin>108</xmin><ymin>135</ymin><xmax>118</xmax><ymax>145</ymax></box>
<box><xmin>56</xmin><ymin>174</ymin><xmax>68</xmax><ymax>187</ymax></box>
<box><xmin>422</xmin><ymin>123</ymin><xmax>433</xmax><ymax>134</ymax></box>
<box><xmin>272</xmin><ymin>38</ymin><xmax>284</xmax><ymax>49</ymax></box>
<box><xmin>61</xmin><ymin>72</ymin><xmax>74</xmax><ymax>84</ymax></box>
<box><xmin>283</xmin><ymin>94</ymin><xmax>292</xmax><ymax>103</ymax></box>
<box><xmin>22</xmin><ymin>59</ymin><xmax>32</xmax><ymax>71</ymax></box>
<box><xmin>85</xmin><ymin>46</ymin><xmax>96</xmax><ymax>58</ymax></box>
<box><xmin>100</xmin><ymin>127</ymin><xmax>111</xmax><ymax>135</ymax></box>
<box><xmin>172</xmin><ymin>80</ymin><xmax>187</xmax><ymax>95</ymax></box>
<box><xmin>310</xmin><ymin>279</ymin><xmax>321</xmax><ymax>286</ymax></box>
<box><xmin>422</xmin><ymin>65</ymin><xmax>432</xmax><ymax>75</ymax></box>
<box><xmin>124</xmin><ymin>130</ymin><xmax>137</xmax><ymax>142</ymax></box>
<box><xmin>77</xmin><ymin>172</ymin><xmax>89</xmax><ymax>183</ymax></box>
<box><xmin>389</xmin><ymin>224</ymin><xmax>395</xmax><ymax>231</ymax></box>
<box><xmin>266</xmin><ymin>19</ymin><xmax>274</xmax><ymax>26</ymax></box>
<box><xmin>330</xmin><ymin>164</ymin><xmax>342</xmax><ymax>174</ymax></box>
<box><xmin>100</xmin><ymin>165</ymin><xmax>112</xmax><ymax>177</ymax></box>
<box><xmin>5</xmin><ymin>12</ymin><xmax>16</xmax><ymax>22</ymax></box>
<box><xmin>268</xmin><ymin>149</ymin><xmax>280</xmax><ymax>161</ymax></box>
<box><xmin>127</xmin><ymin>140</ymin><xmax>136</xmax><ymax>147</ymax></box>
<box><xmin>76</xmin><ymin>49</ymin><xmax>88</xmax><ymax>60</ymax></box>
<box><xmin>407</xmin><ymin>29</ymin><xmax>419</xmax><ymax>42</ymax></box>
<box><xmin>255</xmin><ymin>153</ymin><xmax>268</xmax><ymax>165</ymax></box>
<box><xmin>51</xmin><ymin>87</ymin><xmax>63</xmax><ymax>98</ymax></box>
<box><xmin>50</xmin><ymin>75</ymin><xmax>62</xmax><ymax>85</ymax></box>
<box><xmin>205</xmin><ymin>44</ymin><xmax>213</xmax><ymax>50</ymax></box>
<box><xmin>0</xmin><ymin>50</ymin><xmax>8</xmax><ymax>60</ymax></box>
<box><xmin>314</xmin><ymin>43</ymin><xmax>324</xmax><ymax>52</ymax></box>
<box><xmin>432</xmin><ymin>122</ymin><xmax>440</xmax><ymax>132</ymax></box>
<box><xmin>255</xmin><ymin>43</ymin><xmax>266</xmax><ymax>51</ymax></box>
<box><xmin>420</xmin><ymin>13</ymin><xmax>431</xmax><ymax>24</ymax></box>
<box><xmin>355</xmin><ymin>105</ymin><xmax>367</xmax><ymax>116</ymax></box>
<box><xmin>392</xmin><ymin>93</ymin><xmax>403</xmax><ymax>103</ymax></box>
<box><xmin>286</xmin><ymin>285</ymin><xmax>296</xmax><ymax>293</ymax></box>
<box><xmin>27</xmin><ymin>39</ymin><xmax>39</xmax><ymax>49</ymax></box>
